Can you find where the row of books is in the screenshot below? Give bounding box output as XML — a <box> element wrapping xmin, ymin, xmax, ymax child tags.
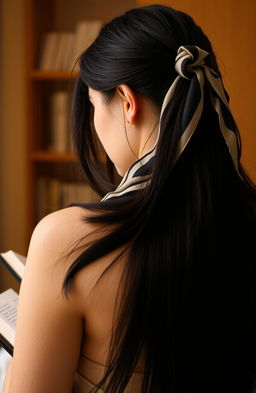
<box><xmin>38</xmin><ymin>20</ymin><xmax>102</xmax><ymax>72</ymax></box>
<box><xmin>36</xmin><ymin>177</ymin><xmax>99</xmax><ymax>221</ymax></box>
<box><xmin>46</xmin><ymin>90</ymin><xmax>73</xmax><ymax>153</ymax></box>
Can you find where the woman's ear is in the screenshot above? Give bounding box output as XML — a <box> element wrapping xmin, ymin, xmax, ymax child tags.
<box><xmin>116</xmin><ymin>84</ymin><xmax>138</xmax><ymax>125</ymax></box>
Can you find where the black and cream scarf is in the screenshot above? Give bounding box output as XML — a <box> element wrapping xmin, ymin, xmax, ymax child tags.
<box><xmin>102</xmin><ymin>45</ymin><xmax>240</xmax><ymax>201</ymax></box>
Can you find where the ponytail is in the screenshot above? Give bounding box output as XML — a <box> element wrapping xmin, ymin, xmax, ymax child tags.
<box><xmin>65</xmin><ymin>5</ymin><xmax>256</xmax><ymax>392</ymax></box>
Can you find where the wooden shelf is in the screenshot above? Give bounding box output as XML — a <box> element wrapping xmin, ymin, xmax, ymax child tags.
<box><xmin>30</xmin><ymin>150</ymin><xmax>76</xmax><ymax>163</ymax></box>
<box><xmin>25</xmin><ymin>0</ymin><xmax>137</xmax><ymax>245</ymax></box>
<box><xmin>30</xmin><ymin>70</ymin><xmax>79</xmax><ymax>81</ymax></box>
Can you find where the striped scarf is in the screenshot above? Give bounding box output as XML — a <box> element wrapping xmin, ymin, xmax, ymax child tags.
<box><xmin>102</xmin><ymin>45</ymin><xmax>240</xmax><ymax>201</ymax></box>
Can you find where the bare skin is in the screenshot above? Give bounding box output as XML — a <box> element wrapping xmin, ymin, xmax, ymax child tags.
<box><xmin>3</xmin><ymin>85</ymin><xmax>159</xmax><ymax>392</ymax></box>
<box><xmin>3</xmin><ymin>206</ymin><xmax>144</xmax><ymax>393</ymax></box>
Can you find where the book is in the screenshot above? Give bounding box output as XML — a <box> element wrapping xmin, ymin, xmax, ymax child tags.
<box><xmin>73</xmin><ymin>20</ymin><xmax>102</xmax><ymax>72</ymax></box>
<box><xmin>54</xmin><ymin>32</ymin><xmax>76</xmax><ymax>71</ymax></box>
<box><xmin>36</xmin><ymin>177</ymin><xmax>100</xmax><ymax>221</ymax></box>
<box><xmin>38</xmin><ymin>20</ymin><xmax>102</xmax><ymax>72</ymax></box>
<box><xmin>38</xmin><ymin>32</ymin><xmax>60</xmax><ymax>71</ymax></box>
<box><xmin>36</xmin><ymin>176</ymin><xmax>51</xmax><ymax>222</ymax></box>
<box><xmin>0</xmin><ymin>250</ymin><xmax>26</xmax><ymax>282</ymax></box>
<box><xmin>49</xmin><ymin>178</ymin><xmax>61</xmax><ymax>213</ymax></box>
<box><xmin>48</xmin><ymin>90</ymin><xmax>70</xmax><ymax>153</ymax></box>
<box><xmin>62</xmin><ymin>32</ymin><xmax>75</xmax><ymax>71</ymax></box>
<box><xmin>0</xmin><ymin>288</ymin><xmax>18</xmax><ymax>356</ymax></box>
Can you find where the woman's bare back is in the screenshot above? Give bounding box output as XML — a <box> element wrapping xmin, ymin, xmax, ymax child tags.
<box><xmin>3</xmin><ymin>205</ymin><xmax>144</xmax><ymax>393</ymax></box>
<box><xmin>54</xmin><ymin>206</ymin><xmax>145</xmax><ymax>383</ymax></box>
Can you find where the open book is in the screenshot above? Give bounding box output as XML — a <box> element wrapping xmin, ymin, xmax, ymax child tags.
<box><xmin>0</xmin><ymin>250</ymin><xmax>26</xmax><ymax>355</ymax></box>
<box><xmin>0</xmin><ymin>289</ymin><xmax>18</xmax><ymax>356</ymax></box>
<box><xmin>0</xmin><ymin>250</ymin><xmax>26</xmax><ymax>282</ymax></box>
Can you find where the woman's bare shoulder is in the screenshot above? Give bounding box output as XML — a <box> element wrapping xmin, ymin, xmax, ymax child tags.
<box><xmin>30</xmin><ymin>205</ymin><xmax>123</xmax><ymax>298</ymax></box>
<box><xmin>35</xmin><ymin>205</ymin><xmax>94</xmax><ymax>233</ymax></box>
<box><xmin>27</xmin><ymin>206</ymin><xmax>104</xmax><ymax>287</ymax></box>
<box><xmin>32</xmin><ymin>206</ymin><xmax>101</xmax><ymax>253</ymax></box>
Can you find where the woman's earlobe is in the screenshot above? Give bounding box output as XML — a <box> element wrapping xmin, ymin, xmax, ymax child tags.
<box><xmin>127</xmin><ymin>119</ymin><xmax>134</xmax><ymax>126</ymax></box>
<box><xmin>124</xmin><ymin>100</ymin><xmax>135</xmax><ymax>125</ymax></box>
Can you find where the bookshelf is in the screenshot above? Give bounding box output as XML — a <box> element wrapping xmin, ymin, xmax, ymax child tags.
<box><xmin>137</xmin><ymin>0</ymin><xmax>256</xmax><ymax>184</ymax></box>
<box><xmin>24</xmin><ymin>0</ymin><xmax>137</xmax><ymax>247</ymax></box>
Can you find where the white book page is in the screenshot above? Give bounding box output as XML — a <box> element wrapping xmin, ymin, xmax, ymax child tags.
<box><xmin>0</xmin><ymin>250</ymin><xmax>26</xmax><ymax>279</ymax></box>
<box><xmin>0</xmin><ymin>289</ymin><xmax>18</xmax><ymax>346</ymax></box>
<box><xmin>0</xmin><ymin>347</ymin><xmax>11</xmax><ymax>392</ymax></box>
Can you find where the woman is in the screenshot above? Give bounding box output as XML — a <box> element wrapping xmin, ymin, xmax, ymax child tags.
<box><xmin>3</xmin><ymin>4</ymin><xmax>256</xmax><ymax>393</ymax></box>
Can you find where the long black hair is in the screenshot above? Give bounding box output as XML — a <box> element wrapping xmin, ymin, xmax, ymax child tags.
<box><xmin>64</xmin><ymin>5</ymin><xmax>256</xmax><ymax>393</ymax></box>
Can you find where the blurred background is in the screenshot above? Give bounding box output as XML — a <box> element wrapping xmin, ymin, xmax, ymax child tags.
<box><xmin>0</xmin><ymin>0</ymin><xmax>255</xmax><ymax>294</ymax></box>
